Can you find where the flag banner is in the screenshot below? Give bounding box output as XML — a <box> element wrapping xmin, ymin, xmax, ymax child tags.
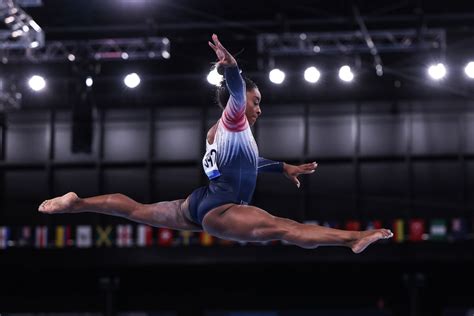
<box><xmin>393</xmin><ymin>219</ymin><xmax>405</xmax><ymax>243</ymax></box>
<box><xmin>157</xmin><ymin>228</ymin><xmax>173</xmax><ymax>247</ymax></box>
<box><xmin>116</xmin><ymin>225</ymin><xmax>133</xmax><ymax>247</ymax></box>
<box><xmin>366</xmin><ymin>220</ymin><xmax>382</xmax><ymax>230</ymax></box>
<box><xmin>178</xmin><ymin>231</ymin><xmax>199</xmax><ymax>246</ymax></box>
<box><xmin>18</xmin><ymin>226</ymin><xmax>32</xmax><ymax>247</ymax></box>
<box><xmin>96</xmin><ymin>226</ymin><xmax>113</xmax><ymax>247</ymax></box>
<box><xmin>0</xmin><ymin>226</ymin><xmax>10</xmax><ymax>249</ymax></box>
<box><xmin>430</xmin><ymin>219</ymin><xmax>447</xmax><ymax>241</ymax></box>
<box><xmin>345</xmin><ymin>220</ymin><xmax>361</xmax><ymax>231</ymax></box>
<box><xmin>35</xmin><ymin>226</ymin><xmax>48</xmax><ymax>249</ymax></box>
<box><xmin>136</xmin><ymin>225</ymin><xmax>153</xmax><ymax>247</ymax></box>
<box><xmin>55</xmin><ymin>226</ymin><xmax>66</xmax><ymax>248</ymax></box>
<box><xmin>55</xmin><ymin>226</ymin><xmax>72</xmax><ymax>248</ymax></box>
<box><xmin>409</xmin><ymin>219</ymin><xmax>425</xmax><ymax>242</ymax></box>
<box><xmin>76</xmin><ymin>225</ymin><xmax>93</xmax><ymax>248</ymax></box>
<box><xmin>199</xmin><ymin>232</ymin><xmax>214</xmax><ymax>247</ymax></box>
<box><xmin>450</xmin><ymin>218</ymin><xmax>467</xmax><ymax>241</ymax></box>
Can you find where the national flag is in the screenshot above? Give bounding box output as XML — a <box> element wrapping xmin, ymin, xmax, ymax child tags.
<box><xmin>179</xmin><ymin>231</ymin><xmax>195</xmax><ymax>246</ymax></box>
<box><xmin>35</xmin><ymin>226</ymin><xmax>48</xmax><ymax>248</ymax></box>
<box><xmin>76</xmin><ymin>225</ymin><xmax>92</xmax><ymax>248</ymax></box>
<box><xmin>451</xmin><ymin>218</ymin><xmax>467</xmax><ymax>241</ymax></box>
<box><xmin>116</xmin><ymin>225</ymin><xmax>133</xmax><ymax>247</ymax></box>
<box><xmin>408</xmin><ymin>219</ymin><xmax>425</xmax><ymax>242</ymax></box>
<box><xmin>18</xmin><ymin>226</ymin><xmax>32</xmax><ymax>247</ymax></box>
<box><xmin>393</xmin><ymin>219</ymin><xmax>405</xmax><ymax>243</ymax></box>
<box><xmin>96</xmin><ymin>226</ymin><xmax>113</xmax><ymax>247</ymax></box>
<box><xmin>157</xmin><ymin>228</ymin><xmax>173</xmax><ymax>247</ymax></box>
<box><xmin>345</xmin><ymin>220</ymin><xmax>361</xmax><ymax>231</ymax></box>
<box><xmin>199</xmin><ymin>232</ymin><xmax>214</xmax><ymax>247</ymax></box>
<box><xmin>0</xmin><ymin>226</ymin><xmax>10</xmax><ymax>249</ymax></box>
<box><xmin>136</xmin><ymin>225</ymin><xmax>153</xmax><ymax>247</ymax></box>
<box><xmin>430</xmin><ymin>219</ymin><xmax>447</xmax><ymax>241</ymax></box>
<box><xmin>55</xmin><ymin>225</ymin><xmax>71</xmax><ymax>248</ymax></box>
<box><xmin>366</xmin><ymin>220</ymin><xmax>382</xmax><ymax>230</ymax></box>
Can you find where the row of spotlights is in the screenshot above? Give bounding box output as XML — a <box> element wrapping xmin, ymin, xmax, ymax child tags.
<box><xmin>27</xmin><ymin>73</ymin><xmax>141</xmax><ymax>91</ymax></box>
<box><xmin>209</xmin><ymin>62</ymin><xmax>474</xmax><ymax>86</ymax></box>
<box><xmin>25</xmin><ymin>61</ymin><xmax>474</xmax><ymax>92</ymax></box>
<box><xmin>270</xmin><ymin>65</ymin><xmax>356</xmax><ymax>84</ymax></box>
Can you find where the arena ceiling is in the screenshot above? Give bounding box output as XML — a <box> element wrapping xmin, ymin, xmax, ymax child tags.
<box><xmin>2</xmin><ymin>0</ymin><xmax>474</xmax><ymax>107</ymax></box>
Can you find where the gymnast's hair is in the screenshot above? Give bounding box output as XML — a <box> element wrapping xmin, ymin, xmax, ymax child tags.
<box><xmin>214</xmin><ymin>63</ymin><xmax>258</xmax><ymax>110</ymax></box>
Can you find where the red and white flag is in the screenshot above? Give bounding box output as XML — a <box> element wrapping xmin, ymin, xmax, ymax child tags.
<box><xmin>116</xmin><ymin>225</ymin><xmax>133</xmax><ymax>247</ymax></box>
<box><xmin>157</xmin><ymin>228</ymin><xmax>173</xmax><ymax>247</ymax></box>
<box><xmin>35</xmin><ymin>226</ymin><xmax>48</xmax><ymax>249</ymax></box>
<box><xmin>136</xmin><ymin>225</ymin><xmax>153</xmax><ymax>247</ymax></box>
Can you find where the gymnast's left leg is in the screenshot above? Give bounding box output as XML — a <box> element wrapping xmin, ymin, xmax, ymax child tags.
<box><xmin>202</xmin><ymin>204</ymin><xmax>393</xmax><ymax>253</ymax></box>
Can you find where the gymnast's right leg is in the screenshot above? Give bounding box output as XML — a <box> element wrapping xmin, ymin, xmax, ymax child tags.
<box><xmin>38</xmin><ymin>192</ymin><xmax>202</xmax><ymax>231</ymax></box>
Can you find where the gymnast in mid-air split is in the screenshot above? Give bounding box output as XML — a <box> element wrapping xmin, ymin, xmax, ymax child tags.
<box><xmin>39</xmin><ymin>34</ymin><xmax>393</xmax><ymax>253</ymax></box>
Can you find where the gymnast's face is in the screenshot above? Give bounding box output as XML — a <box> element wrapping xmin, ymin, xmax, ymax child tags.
<box><xmin>245</xmin><ymin>88</ymin><xmax>262</xmax><ymax>126</ymax></box>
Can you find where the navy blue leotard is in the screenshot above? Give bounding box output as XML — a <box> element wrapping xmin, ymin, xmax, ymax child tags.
<box><xmin>188</xmin><ymin>66</ymin><xmax>282</xmax><ymax>225</ymax></box>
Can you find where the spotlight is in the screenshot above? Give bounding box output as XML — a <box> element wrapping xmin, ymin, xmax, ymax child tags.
<box><xmin>68</xmin><ymin>54</ymin><xmax>76</xmax><ymax>62</ymax></box>
<box><xmin>124</xmin><ymin>73</ymin><xmax>140</xmax><ymax>88</ymax></box>
<box><xmin>269</xmin><ymin>68</ymin><xmax>285</xmax><ymax>84</ymax></box>
<box><xmin>85</xmin><ymin>77</ymin><xmax>93</xmax><ymax>87</ymax></box>
<box><xmin>464</xmin><ymin>61</ymin><xmax>474</xmax><ymax>79</ymax></box>
<box><xmin>207</xmin><ymin>67</ymin><xmax>223</xmax><ymax>86</ymax></box>
<box><xmin>304</xmin><ymin>66</ymin><xmax>321</xmax><ymax>83</ymax></box>
<box><xmin>161</xmin><ymin>51</ymin><xmax>170</xmax><ymax>59</ymax></box>
<box><xmin>427</xmin><ymin>63</ymin><xmax>446</xmax><ymax>80</ymax></box>
<box><xmin>338</xmin><ymin>65</ymin><xmax>354</xmax><ymax>82</ymax></box>
<box><xmin>28</xmin><ymin>75</ymin><xmax>46</xmax><ymax>91</ymax></box>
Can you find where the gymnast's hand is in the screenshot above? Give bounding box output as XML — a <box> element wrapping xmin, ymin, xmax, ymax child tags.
<box><xmin>283</xmin><ymin>162</ymin><xmax>318</xmax><ymax>189</ymax></box>
<box><xmin>208</xmin><ymin>33</ymin><xmax>237</xmax><ymax>68</ymax></box>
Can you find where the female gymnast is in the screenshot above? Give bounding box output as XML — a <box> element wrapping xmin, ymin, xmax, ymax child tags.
<box><xmin>39</xmin><ymin>34</ymin><xmax>393</xmax><ymax>253</ymax></box>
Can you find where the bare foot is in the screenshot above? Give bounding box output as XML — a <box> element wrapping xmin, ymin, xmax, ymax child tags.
<box><xmin>38</xmin><ymin>192</ymin><xmax>79</xmax><ymax>214</ymax></box>
<box><xmin>350</xmin><ymin>229</ymin><xmax>393</xmax><ymax>254</ymax></box>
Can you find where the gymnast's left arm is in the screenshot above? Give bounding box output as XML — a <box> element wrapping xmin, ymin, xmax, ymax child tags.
<box><xmin>258</xmin><ymin>157</ymin><xmax>318</xmax><ymax>188</ymax></box>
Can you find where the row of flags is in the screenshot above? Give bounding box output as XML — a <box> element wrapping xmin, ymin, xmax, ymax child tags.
<box><xmin>0</xmin><ymin>218</ymin><xmax>472</xmax><ymax>250</ymax></box>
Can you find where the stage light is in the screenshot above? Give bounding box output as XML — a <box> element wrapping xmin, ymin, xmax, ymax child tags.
<box><xmin>121</xmin><ymin>52</ymin><xmax>129</xmax><ymax>60</ymax></box>
<box><xmin>161</xmin><ymin>51</ymin><xmax>170</xmax><ymax>59</ymax></box>
<box><xmin>304</xmin><ymin>66</ymin><xmax>320</xmax><ymax>83</ymax></box>
<box><xmin>338</xmin><ymin>65</ymin><xmax>354</xmax><ymax>82</ymax></box>
<box><xmin>124</xmin><ymin>73</ymin><xmax>140</xmax><ymax>88</ymax></box>
<box><xmin>85</xmin><ymin>77</ymin><xmax>93</xmax><ymax>87</ymax></box>
<box><xmin>428</xmin><ymin>63</ymin><xmax>446</xmax><ymax>80</ymax></box>
<box><xmin>28</xmin><ymin>75</ymin><xmax>46</xmax><ymax>91</ymax></box>
<box><xmin>68</xmin><ymin>54</ymin><xmax>75</xmax><ymax>62</ymax></box>
<box><xmin>464</xmin><ymin>62</ymin><xmax>474</xmax><ymax>79</ymax></box>
<box><xmin>269</xmin><ymin>68</ymin><xmax>285</xmax><ymax>84</ymax></box>
<box><xmin>207</xmin><ymin>67</ymin><xmax>223</xmax><ymax>86</ymax></box>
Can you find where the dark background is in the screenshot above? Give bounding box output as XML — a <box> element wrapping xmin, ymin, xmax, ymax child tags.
<box><xmin>0</xmin><ymin>1</ymin><xmax>474</xmax><ymax>316</ymax></box>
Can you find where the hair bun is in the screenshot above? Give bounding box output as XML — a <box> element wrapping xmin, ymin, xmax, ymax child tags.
<box><xmin>216</xmin><ymin>63</ymin><xmax>225</xmax><ymax>75</ymax></box>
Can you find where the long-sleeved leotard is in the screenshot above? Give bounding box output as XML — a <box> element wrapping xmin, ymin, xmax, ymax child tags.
<box><xmin>189</xmin><ymin>66</ymin><xmax>261</xmax><ymax>225</ymax></box>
